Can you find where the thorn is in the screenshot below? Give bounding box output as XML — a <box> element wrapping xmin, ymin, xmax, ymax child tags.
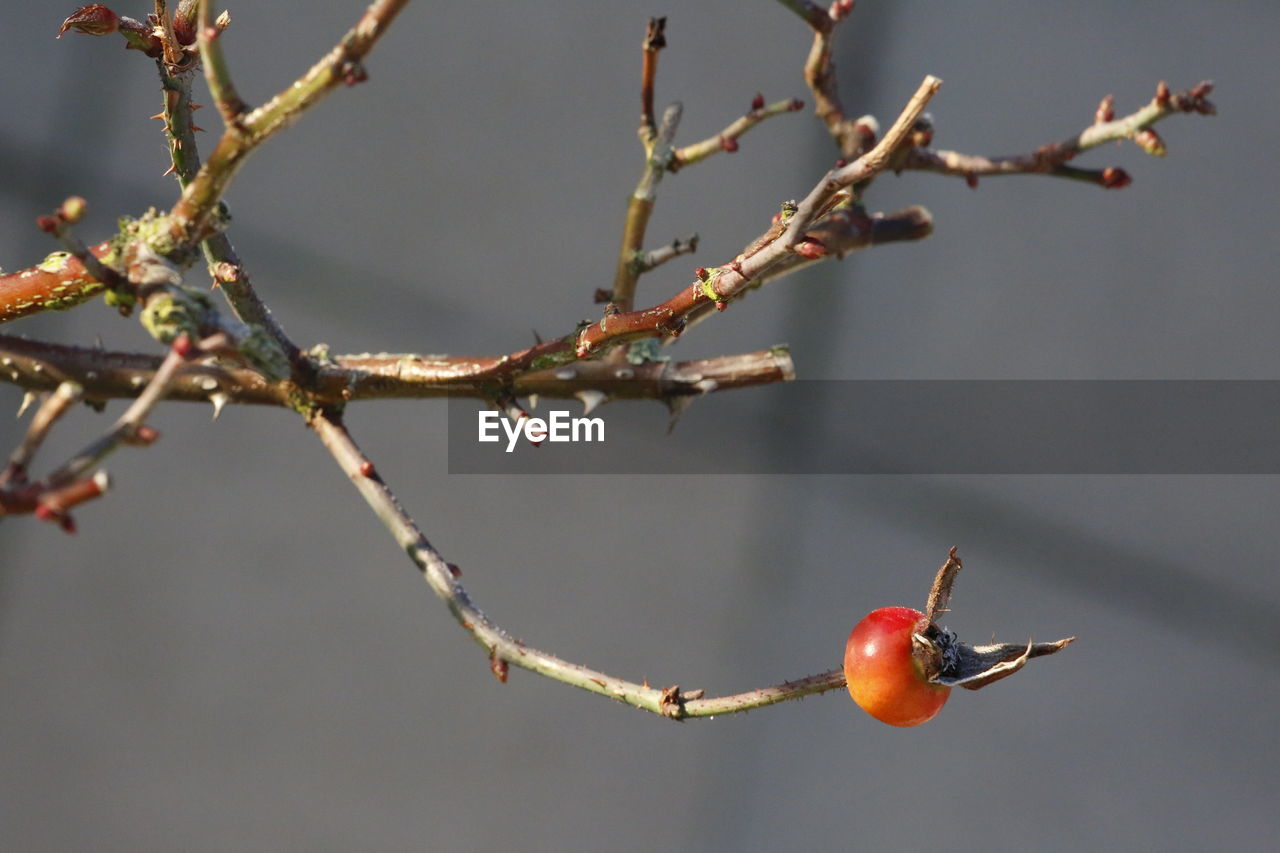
<box><xmin>189</xmin><ymin>124</ymin><xmax>205</xmax><ymax>133</ymax></box>
<box><xmin>665</xmin><ymin>394</ymin><xmax>695</xmax><ymax>434</ymax></box>
<box><xmin>575</xmin><ymin>389</ymin><xmax>608</xmax><ymax>416</ymax></box>
<box><xmin>17</xmin><ymin>391</ymin><xmax>37</xmax><ymax>418</ymax></box>
<box><xmin>161</xmin><ymin>164</ymin><xmax>176</xmax><ymax>177</ymax></box>
<box><xmin>149</xmin><ymin>112</ymin><xmax>166</xmax><ymax>121</ymax></box>
<box><xmin>532</xmin><ymin>328</ymin><xmax>543</xmax><ymax>345</ymax></box>
<box><xmin>209</xmin><ymin>392</ymin><xmax>229</xmax><ymax>420</ymax></box>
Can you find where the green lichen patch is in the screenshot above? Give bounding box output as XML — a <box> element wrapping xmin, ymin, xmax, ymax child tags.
<box><xmin>140</xmin><ymin>285</ymin><xmax>215</xmax><ymax>343</ymax></box>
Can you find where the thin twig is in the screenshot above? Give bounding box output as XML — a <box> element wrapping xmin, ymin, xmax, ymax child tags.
<box><xmin>197</xmin><ymin>0</ymin><xmax>248</xmax><ymax>125</ymax></box>
<box><xmin>169</xmin><ymin>0</ymin><xmax>413</xmax><ymax>244</ymax></box>
<box><xmin>638</xmin><ymin>17</ymin><xmax>666</xmax><ymax>146</ymax></box>
<box><xmin>636</xmin><ymin>234</ymin><xmax>700</xmax><ymax>275</ymax></box>
<box><xmin>2</xmin><ymin>382</ymin><xmax>83</xmax><ymax>485</ymax></box>
<box><xmin>902</xmin><ymin>80</ymin><xmax>1215</xmax><ymax>186</ymax></box>
<box><xmin>310</xmin><ymin>409</ymin><xmax>846</xmax><ymax>719</ymax></box>
<box><xmin>610</xmin><ymin>103</ymin><xmax>682</xmax><ymax>314</ymax></box>
<box><xmin>791</xmin><ymin>0</ymin><xmax>868</xmax><ymax>158</ymax></box>
<box><xmin>781</xmin><ymin>75</ymin><xmax>942</xmax><ymax>249</ymax></box>
<box><xmin>670</xmin><ymin>97</ymin><xmax>806</xmax><ymax>169</ymax></box>
<box><xmin>41</xmin><ymin>342</ymin><xmax>189</xmax><ymax>488</ymax></box>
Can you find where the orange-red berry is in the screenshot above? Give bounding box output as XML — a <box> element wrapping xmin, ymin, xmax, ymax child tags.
<box><xmin>844</xmin><ymin>606</ymin><xmax>951</xmax><ymax>727</ymax></box>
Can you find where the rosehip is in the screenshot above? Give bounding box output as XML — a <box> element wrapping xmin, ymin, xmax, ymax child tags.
<box><xmin>843</xmin><ymin>548</ymin><xmax>1075</xmax><ymax>727</ymax></box>
<box><xmin>844</xmin><ymin>606</ymin><xmax>950</xmax><ymax>727</ymax></box>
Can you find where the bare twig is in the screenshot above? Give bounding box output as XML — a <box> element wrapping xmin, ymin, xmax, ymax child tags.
<box><xmin>169</xmin><ymin>0</ymin><xmax>413</xmax><ymax>245</ymax></box>
<box><xmin>788</xmin><ymin>0</ymin><xmax>870</xmax><ymax>158</ymax></box>
<box><xmin>781</xmin><ymin>75</ymin><xmax>942</xmax><ymax>248</ymax></box>
<box><xmin>2</xmin><ymin>381</ymin><xmax>83</xmax><ymax>486</ymax></box>
<box><xmin>566</xmin><ymin>77</ymin><xmax>941</xmax><ymax>361</ymax></box>
<box><xmin>0</xmin><ymin>334</ymin><xmax>794</xmax><ymax>408</ymax></box>
<box><xmin>310</xmin><ymin>409</ymin><xmax>846</xmax><ymax>719</ymax></box>
<box><xmin>610</xmin><ymin>103</ymin><xmax>682</xmax><ymax>313</ymax></box>
<box><xmin>42</xmin><ymin>339</ymin><xmax>191</xmax><ymax>488</ymax></box>
<box><xmin>196</xmin><ymin>0</ymin><xmax>248</xmax><ymax>124</ymax></box>
<box><xmin>636</xmin><ymin>234</ymin><xmax>700</xmax><ymax>275</ymax></box>
<box><xmin>638</xmin><ymin>16</ymin><xmax>666</xmax><ymax>146</ymax></box>
<box><xmin>0</xmin><ymin>335</ymin><xmax>212</xmax><ymax>529</ymax></box>
<box><xmin>902</xmin><ymin>80</ymin><xmax>1215</xmax><ymax>186</ymax></box>
<box><xmin>670</xmin><ymin>96</ymin><xmax>806</xmax><ymax>169</ymax></box>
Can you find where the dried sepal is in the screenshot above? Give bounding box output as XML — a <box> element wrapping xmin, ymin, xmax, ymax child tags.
<box><xmin>932</xmin><ymin>636</ymin><xmax>1075</xmax><ymax>690</ymax></box>
<box><xmin>909</xmin><ymin>548</ymin><xmax>1075</xmax><ymax>691</ymax></box>
<box><xmin>924</xmin><ymin>545</ymin><xmax>962</xmax><ymax>622</ymax></box>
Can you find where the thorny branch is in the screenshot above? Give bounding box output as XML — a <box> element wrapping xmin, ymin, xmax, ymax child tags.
<box><xmin>311</xmin><ymin>408</ymin><xmax>848</xmax><ymax>718</ymax></box>
<box><xmin>0</xmin><ymin>334</ymin><xmax>795</xmax><ymax>408</ymax></box>
<box><xmin>2</xmin><ymin>1</ymin><xmax>1214</xmax><ymax>717</ymax></box>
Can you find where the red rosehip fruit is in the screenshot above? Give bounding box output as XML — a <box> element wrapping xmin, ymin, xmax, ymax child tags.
<box><xmin>844</xmin><ymin>606</ymin><xmax>950</xmax><ymax>727</ymax></box>
<box><xmin>842</xmin><ymin>548</ymin><xmax>1076</xmax><ymax>727</ymax></box>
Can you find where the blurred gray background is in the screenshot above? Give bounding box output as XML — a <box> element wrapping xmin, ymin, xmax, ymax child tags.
<box><xmin>2</xmin><ymin>2</ymin><xmax>1277</xmax><ymax>851</ymax></box>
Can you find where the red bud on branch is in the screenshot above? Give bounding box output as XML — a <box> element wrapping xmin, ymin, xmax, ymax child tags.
<box><xmin>1100</xmin><ymin>167</ymin><xmax>1132</xmax><ymax>189</ymax></box>
<box><xmin>57</xmin><ymin>5</ymin><xmax>120</xmax><ymax>38</ymax></box>
<box><xmin>489</xmin><ymin>652</ymin><xmax>509</xmax><ymax>683</ymax></box>
<box><xmin>172</xmin><ymin>0</ymin><xmax>200</xmax><ymax>46</ymax></box>
<box><xmin>1133</xmin><ymin>128</ymin><xmax>1167</xmax><ymax>157</ymax></box>
<box><xmin>794</xmin><ymin>239</ymin><xmax>828</xmax><ymax>260</ymax></box>
<box><xmin>1094</xmin><ymin>94</ymin><xmax>1115</xmax><ymax>125</ymax></box>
